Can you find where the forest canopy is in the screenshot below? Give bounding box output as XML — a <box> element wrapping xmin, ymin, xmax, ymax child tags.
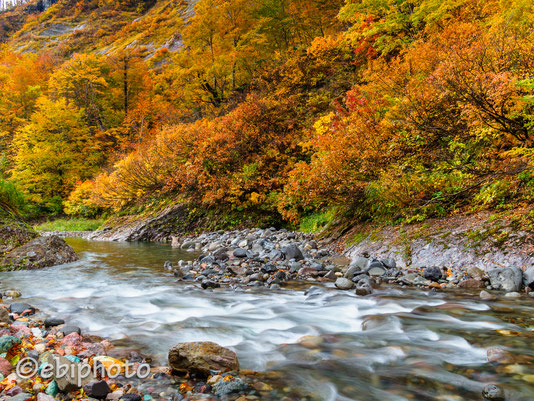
<box><xmin>0</xmin><ymin>0</ymin><xmax>533</xmax><ymax>226</ymax></box>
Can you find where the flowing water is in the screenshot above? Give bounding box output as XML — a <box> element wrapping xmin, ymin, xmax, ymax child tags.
<box><xmin>1</xmin><ymin>238</ymin><xmax>534</xmax><ymax>400</ymax></box>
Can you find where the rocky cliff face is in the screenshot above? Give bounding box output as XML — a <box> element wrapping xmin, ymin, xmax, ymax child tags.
<box><xmin>341</xmin><ymin>212</ymin><xmax>534</xmax><ymax>272</ymax></box>
<box><xmin>0</xmin><ymin>213</ymin><xmax>78</xmax><ymax>270</ymax></box>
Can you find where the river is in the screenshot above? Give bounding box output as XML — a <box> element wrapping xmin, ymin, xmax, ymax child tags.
<box><xmin>1</xmin><ymin>238</ymin><xmax>533</xmax><ymax>400</ymax></box>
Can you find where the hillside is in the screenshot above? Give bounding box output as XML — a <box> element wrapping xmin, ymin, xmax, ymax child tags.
<box><xmin>0</xmin><ymin>0</ymin><xmax>533</xmax><ymax>234</ymax></box>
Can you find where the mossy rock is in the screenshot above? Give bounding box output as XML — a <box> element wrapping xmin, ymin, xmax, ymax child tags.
<box><xmin>0</xmin><ymin>217</ymin><xmax>38</xmax><ymax>256</ymax></box>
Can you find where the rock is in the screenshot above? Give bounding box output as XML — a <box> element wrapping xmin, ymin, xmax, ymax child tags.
<box><xmin>482</xmin><ymin>384</ymin><xmax>505</xmax><ymax>401</ymax></box>
<box><xmin>168</xmin><ymin>341</ymin><xmax>239</xmax><ymax>376</ymax></box>
<box><xmin>289</xmin><ymin>262</ymin><xmax>302</xmax><ymax>273</ymax></box>
<box><xmin>6</xmin><ymin>393</ymin><xmax>32</xmax><ymax>401</ymax></box>
<box><xmin>523</xmin><ymin>266</ymin><xmax>534</xmax><ymax>289</ymax></box>
<box><xmin>119</xmin><ymin>395</ymin><xmax>142</xmax><ymax>401</ymax></box>
<box><xmin>1</xmin><ymin>235</ymin><xmax>78</xmax><ymax>270</ymax></box>
<box><xmin>487</xmin><ymin>347</ymin><xmax>514</xmax><ymax>364</ymax></box>
<box><xmin>37</xmin><ymin>393</ymin><xmax>56</xmax><ymax>401</ymax></box>
<box><xmin>480</xmin><ymin>290</ymin><xmax>496</xmax><ymax>301</ymax></box>
<box><xmin>233</xmin><ymin>248</ymin><xmax>248</xmax><ymax>258</ymax></box>
<box><xmin>5</xmin><ymin>386</ymin><xmax>22</xmax><ymax>396</ymax></box>
<box><xmin>355</xmin><ymin>283</ymin><xmax>373</xmax><ymax>296</ymax></box>
<box><xmin>260</xmin><ymin>263</ymin><xmax>276</xmax><ymax>273</ymax></box>
<box><xmin>83</xmin><ymin>381</ymin><xmax>111</xmax><ymax>398</ymax></box>
<box><xmin>382</xmin><ymin>256</ymin><xmax>396</xmax><ymax>269</ymax></box>
<box><xmin>335</xmin><ymin>278</ymin><xmax>354</xmax><ymax>290</ymax></box>
<box><xmin>0</xmin><ymin>356</ymin><xmax>13</xmax><ymax>376</ymax></box>
<box><xmin>488</xmin><ymin>266</ymin><xmax>523</xmax><ymax>292</ymax></box>
<box><xmin>46</xmin><ymin>354</ymin><xmax>95</xmax><ymax>392</ymax></box>
<box><xmin>281</xmin><ymin>244</ymin><xmax>303</xmax><ymax>261</ymax></box>
<box><xmin>423</xmin><ymin>266</ymin><xmax>443</xmax><ymax>282</ymax></box>
<box><xmin>44</xmin><ymin>317</ymin><xmax>65</xmax><ymax>327</ymax></box>
<box><xmin>0</xmin><ymin>336</ymin><xmax>21</xmax><ymax>353</ymax></box>
<box><xmin>298</xmin><ymin>267</ymin><xmax>319</xmax><ymax>277</ymax></box>
<box><xmin>504</xmin><ymin>292</ymin><xmax>521</xmax><ymax>298</ymax></box>
<box><xmin>201</xmin><ymin>280</ymin><xmax>220</xmax><ymax>289</ymax></box>
<box><xmin>213</xmin><ymin>248</ymin><xmax>229</xmax><ymax>261</ymax></box>
<box><xmin>107</xmin><ymin>390</ymin><xmax>125</xmax><ymax>400</ymax></box>
<box><xmin>297</xmin><ymin>335</ymin><xmax>324</xmax><ymax>349</ymax></box>
<box><xmin>467</xmin><ymin>266</ymin><xmax>485</xmax><ymax>280</ymax></box>
<box><xmin>44</xmin><ymin>379</ymin><xmax>58</xmax><ymax>396</ymax></box>
<box><xmin>4</xmin><ymin>290</ymin><xmax>21</xmax><ymax>298</ymax></box>
<box><xmin>212</xmin><ymin>377</ymin><xmax>249</xmax><ymax>397</ymax></box>
<box><xmin>457</xmin><ymin>279</ymin><xmax>485</xmax><ymax>289</ymax></box>
<box><xmin>9</xmin><ymin>302</ymin><xmax>35</xmax><ymax>315</ymax></box>
<box><xmin>181</xmin><ymin>241</ymin><xmax>195</xmax><ymax>250</ymax></box>
<box><xmin>60</xmin><ymin>325</ymin><xmax>81</xmax><ymax>336</ymax></box>
<box><xmin>324</xmin><ymin>270</ymin><xmax>337</xmax><ymax>281</ymax></box>
<box><xmin>399</xmin><ymin>273</ymin><xmax>431</xmax><ymax>286</ymax></box>
<box><xmin>367</xmin><ymin>260</ymin><xmax>386</xmax><ymax>277</ymax></box>
<box><xmin>0</xmin><ymin>307</ymin><xmax>10</xmax><ymax>324</ymax></box>
<box><xmin>267</xmin><ymin>249</ymin><xmax>283</xmax><ymax>261</ymax></box>
<box><xmin>34</xmin><ymin>343</ymin><xmax>46</xmax><ymax>354</ymax></box>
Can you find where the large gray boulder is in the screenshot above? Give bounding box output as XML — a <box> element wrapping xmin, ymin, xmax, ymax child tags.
<box><xmin>487</xmin><ymin>266</ymin><xmax>523</xmax><ymax>292</ymax></box>
<box><xmin>282</xmin><ymin>244</ymin><xmax>303</xmax><ymax>261</ymax></box>
<box><xmin>168</xmin><ymin>341</ymin><xmax>239</xmax><ymax>376</ymax></box>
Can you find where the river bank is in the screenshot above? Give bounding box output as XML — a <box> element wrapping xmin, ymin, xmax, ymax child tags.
<box><xmin>164</xmin><ymin>227</ymin><xmax>534</xmax><ymax>300</ymax></box>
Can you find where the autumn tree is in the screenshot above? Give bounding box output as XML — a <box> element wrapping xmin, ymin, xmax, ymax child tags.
<box><xmin>11</xmin><ymin>97</ymin><xmax>105</xmax><ymax>212</ymax></box>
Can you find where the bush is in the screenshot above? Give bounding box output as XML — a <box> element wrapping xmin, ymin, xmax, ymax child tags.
<box><xmin>0</xmin><ymin>179</ymin><xmax>27</xmax><ymax>216</ymax></box>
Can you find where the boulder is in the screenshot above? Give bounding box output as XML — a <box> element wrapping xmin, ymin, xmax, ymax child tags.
<box><xmin>335</xmin><ymin>277</ymin><xmax>354</xmax><ymax>290</ymax></box>
<box><xmin>423</xmin><ymin>266</ymin><xmax>443</xmax><ymax>282</ymax></box>
<box><xmin>367</xmin><ymin>260</ymin><xmax>387</xmax><ymax>277</ymax></box>
<box><xmin>281</xmin><ymin>245</ymin><xmax>303</xmax><ymax>261</ymax></box>
<box><xmin>168</xmin><ymin>341</ymin><xmax>239</xmax><ymax>376</ymax></box>
<box><xmin>1</xmin><ymin>235</ymin><xmax>78</xmax><ymax>270</ymax></box>
<box><xmin>488</xmin><ymin>266</ymin><xmax>523</xmax><ymax>292</ymax></box>
<box><xmin>457</xmin><ymin>279</ymin><xmax>485</xmax><ymax>289</ymax></box>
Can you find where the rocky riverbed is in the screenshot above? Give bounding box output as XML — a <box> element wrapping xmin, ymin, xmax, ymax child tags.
<box><xmin>169</xmin><ymin>228</ymin><xmax>534</xmax><ymax>300</ymax></box>
<box><xmin>0</xmin><ymin>291</ymin><xmax>312</xmax><ymax>401</ymax></box>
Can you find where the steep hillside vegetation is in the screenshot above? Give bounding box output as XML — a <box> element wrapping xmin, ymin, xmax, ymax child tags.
<box><xmin>1</xmin><ymin>0</ymin><xmax>533</xmax><ymax>231</ymax></box>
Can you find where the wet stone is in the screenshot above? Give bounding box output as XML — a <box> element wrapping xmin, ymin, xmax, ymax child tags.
<box><xmin>44</xmin><ymin>317</ymin><xmax>65</xmax><ymax>327</ymax></box>
<box><xmin>482</xmin><ymin>384</ymin><xmax>505</xmax><ymax>401</ymax></box>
